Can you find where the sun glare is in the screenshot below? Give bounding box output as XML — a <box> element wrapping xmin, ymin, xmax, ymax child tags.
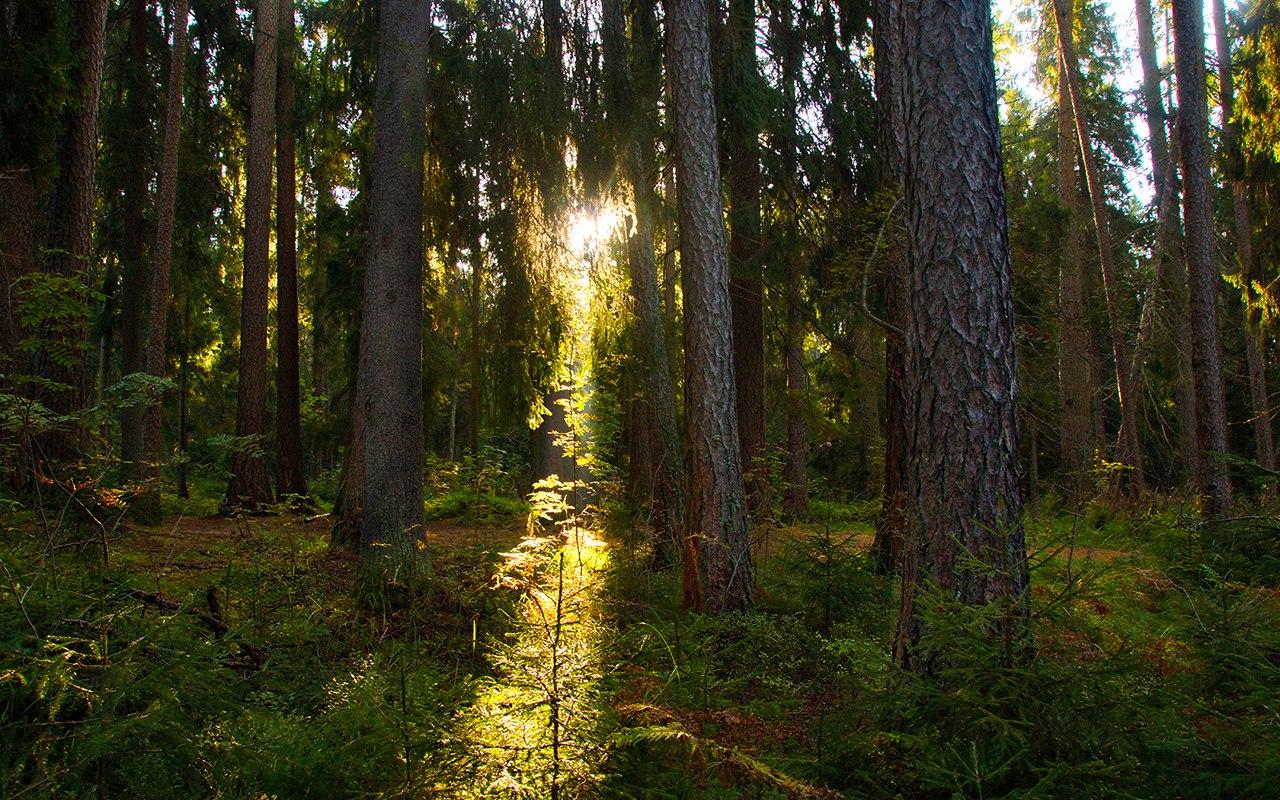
<box><xmin>566</xmin><ymin>206</ymin><xmax>621</xmax><ymax>261</ymax></box>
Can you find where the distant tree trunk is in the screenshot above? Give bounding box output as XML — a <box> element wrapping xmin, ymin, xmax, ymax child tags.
<box><xmin>1172</xmin><ymin>0</ymin><xmax>1233</xmax><ymax>514</ymax></box>
<box><xmin>224</xmin><ymin>0</ymin><xmax>278</xmax><ymax>511</ymax></box>
<box><xmin>1212</xmin><ymin>0</ymin><xmax>1274</xmax><ymax>484</ymax></box>
<box><xmin>871</xmin><ymin>0</ymin><xmax>907</xmax><ymax>569</ymax></box>
<box><xmin>776</xmin><ymin>0</ymin><xmax>808</xmax><ymax>520</ymax></box>
<box><xmin>1055</xmin><ymin>51</ymin><xmax>1093</xmax><ymax>500</ymax></box>
<box><xmin>1052</xmin><ymin>0</ymin><xmax>1144</xmax><ymax>489</ymax></box>
<box><xmin>41</xmin><ymin>0</ymin><xmax>109</xmax><ymax>447</ymax></box>
<box><xmin>275</xmin><ymin>0</ymin><xmax>307</xmax><ymax>499</ymax></box>
<box><xmin>142</xmin><ymin>0</ymin><xmax>191</xmax><ymax>478</ymax></box>
<box><xmin>667</xmin><ymin>0</ymin><xmax>751</xmax><ymax>613</ymax></box>
<box><xmin>1135</xmin><ymin>0</ymin><xmax>1199</xmax><ymax>486</ymax></box>
<box><xmin>0</xmin><ymin>169</ymin><xmax>37</xmax><ymax>375</ymax></box>
<box><xmin>894</xmin><ymin>0</ymin><xmax>1030</xmax><ymax>672</ymax></box>
<box><xmin>332</xmin><ymin>381</ymin><xmax>365</xmax><ymax>547</ymax></box>
<box><xmin>724</xmin><ymin>0</ymin><xmax>767</xmax><ymax>514</ymax></box>
<box><xmin>177</xmin><ymin>299</ymin><xmax>190</xmax><ymax>497</ymax></box>
<box><xmin>466</xmin><ymin>219</ymin><xmax>483</xmax><ymax>456</ymax></box>
<box><xmin>356</xmin><ymin>0</ymin><xmax>431</xmax><ymax>585</ymax></box>
<box><xmin>606</xmin><ymin>0</ymin><xmax>685</xmax><ymax>559</ymax></box>
<box><xmin>119</xmin><ymin>0</ymin><xmax>152</xmax><ymax>477</ymax></box>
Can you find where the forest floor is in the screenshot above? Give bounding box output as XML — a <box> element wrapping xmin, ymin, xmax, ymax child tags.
<box><xmin>4</xmin><ymin>489</ymin><xmax>1280</xmax><ymax>798</ymax></box>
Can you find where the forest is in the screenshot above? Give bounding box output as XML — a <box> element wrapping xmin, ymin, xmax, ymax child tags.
<box><xmin>2</xmin><ymin>0</ymin><xmax>1280</xmax><ymax>795</ymax></box>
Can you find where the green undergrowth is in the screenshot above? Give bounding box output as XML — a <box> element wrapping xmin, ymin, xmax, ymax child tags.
<box><xmin>598</xmin><ymin>502</ymin><xmax>1280</xmax><ymax>799</ymax></box>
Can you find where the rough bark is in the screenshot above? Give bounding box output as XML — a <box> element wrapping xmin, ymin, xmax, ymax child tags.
<box><xmin>275</xmin><ymin>0</ymin><xmax>308</xmax><ymax>499</ymax></box>
<box><xmin>1056</xmin><ymin>51</ymin><xmax>1094</xmax><ymax>500</ymax></box>
<box><xmin>1052</xmin><ymin>0</ymin><xmax>1144</xmax><ymax>489</ymax></box>
<box><xmin>871</xmin><ymin>0</ymin><xmax>907</xmax><ymax>569</ymax></box>
<box><xmin>119</xmin><ymin>0</ymin><xmax>152</xmax><ymax>476</ymax></box>
<box><xmin>894</xmin><ymin>0</ymin><xmax>1030</xmax><ymax>671</ymax></box>
<box><xmin>224</xmin><ymin>0</ymin><xmax>278</xmax><ymax>510</ymax></box>
<box><xmin>1172</xmin><ymin>0</ymin><xmax>1233</xmax><ymax>513</ymax></box>
<box><xmin>41</xmin><ymin>0</ymin><xmax>109</xmax><ymax>438</ymax></box>
<box><xmin>1212</xmin><ymin>0</ymin><xmax>1274</xmax><ymax>481</ymax></box>
<box><xmin>666</xmin><ymin>0</ymin><xmax>751</xmax><ymax>613</ymax></box>
<box><xmin>356</xmin><ymin>0</ymin><xmax>432</xmax><ymax>585</ymax></box>
<box><xmin>724</xmin><ymin>0</ymin><xmax>768</xmax><ymax>514</ymax></box>
<box><xmin>142</xmin><ymin>0</ymin><xmax>191</xmax><ymax>477</ymax></box>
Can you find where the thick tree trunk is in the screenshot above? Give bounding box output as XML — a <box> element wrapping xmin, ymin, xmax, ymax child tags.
<box><xmin>275</xmin><ymin>0</ymin><xmax>308</xmax><ymax>499</ymax></box>
<box><xmin>224</xmin><ymin>0</ymin><xmax>278</xmax><ymax>510</ymax></box>
<box><xmin>1052</xmin><ymin>0</ymin><xmax>1144</xmax><ymax>489</ymax></box>
<box><xmin>356</xmin><ymin>0</ymin><xmax>432</xmax><ymax>585</ymax></box>
<box><xmin>1056</xmin><ymin>54</ymin><xmax>1094</xmax><ymax>500</ymax></box>
<box><xmin>142</xmin><ymin>0</ymin><xmax>191</xmax><ymax>478</ymax></box>
<box><xmin>1212</xmin><ymin>0</ymin><xmax>1274</xmax><ymax>482</ymax></box>
<box><xmin>41</xmin><ymin>0</ymin><xmax>109</xmax><ymax>445</ymax></box>
<box><xmin>894</xmin><ymin>0</ymin><xmax>1030</xmax><ymax>672</ymax></box>
<box><xmin>667</xmin><ymin>0</ymin><xmax>751</xmax><ymax>614</ymax></box>
<box><xmin>119</xmin><ymin>0</ymin><xmax>152</xmax><ymax>476</ymax></box>
<box><xmin>1172</xmin><ymin>0</ymin><xmax>1233</xmax><ymax>513</ymax></box>
<box><xmin>724</xmin><ymin>0</ymin><xmax>767</xmax><ymax>514</ymax></box>
<box><xmin>871</xmin><ymin>0</ymin><xmax>907</xmax><ymax>569</ymax></box>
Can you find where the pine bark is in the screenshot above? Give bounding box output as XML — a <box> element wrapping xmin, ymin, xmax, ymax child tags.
<box><xmin>1056</xmin><ymin>52</ymin><xmax>1094</xmax><ymax>500</ymax></box>
<box><xmin>666</xmin><ymin>0</ymin><xmax>751</xmax><ymax>613</ymax></box>
<box><xmin>119</xmin><ymin>0</ymin><xmax>152</xmax><ymax>476</ymax></box>
<box><xmin>1052</xmin><ymin>0</ymin><xmax>1144</xmax><ymax>488</ymax></box>
<box><xmin>871</xmin><ymin>0</ymin><xmax>907</xmax><ymax>570</ymax></box>
<box><xmin>224</xmin><ymin>0</ymin><xmax>278</xmax><ymax>510</ymax></box>
<box><xmin>894</xmin><ymin>0</ymin><xmax>1030</xmax><ymax>671</ymax></box>
<box><xmin>1212</xmin><ymin>0</ymin><xmax>1274</xmax><ymax>480</ymax></box>
<box><xmin>356</xmin><ymin>0</ymin><xmax>432</xmax><ymax>583</ymax></box>
<box><xmin>142</xmin><ymin>0</ymin><xmax>191</xmax><ymax>477</ymax></box>
<box><xmin>275</xmin><ymin>0</ymin><xmax>307</xmax><ymax>499</ymax></box>
<box><xmin>1172</xmin><ymin>0</ymin><xmax>1233</xmax><ymax>513</ymax></box>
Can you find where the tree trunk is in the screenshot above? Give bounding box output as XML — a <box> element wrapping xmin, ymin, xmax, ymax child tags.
<box><xmin>894</xmin><ymin>0</ymin><xmax>1030</xmax><ymax>672</ymax></box>
<box><xmin>1212</xmin><ymin>0</ymin><xmax>1274</xmax><ymax>482</ymax></box>
<box><xmin>119</xmin><ymin>0</ymin><xmax>152</xmax><ymax>477</ymax></box>
<box><xmin>224</xmin><ymin>0</ymin><xmax>278</xmax><ymax>510</ymax></box>
<box><xmin>332</xmin><ymin>382</ymin><xmax>365</xmax><ymax>547</ymax></box>
<box><xmin>871</xmin><ymin>0</ymin><xmax>907</xmax><ymax>569</ymax></box>
<box><xmin>1052</xmin><ymin>0</ymin><xmax>1144</xmax><ymax>489</ymax></box>
<box><xmin>275</xmin><ymin>0</ymin><xmax>308</xmax><ymax>499</ymax></box>
<box><xmin>1172</xmin><ymin>0</ymin><xmax>1233</xmax><ymax>513</ymax></box>
<box><xmin>776</xmin><ymin>0</ymin><xmax>808</xmax><ymax>520</ymax></box>
<box><xmin>666</xmin><ymin>0</ymin><xmax>751</xmax><ymax>614</ymax></box>
<box><xmin>356</xmin><ymin>0</ymin><xmax>432</xmax><ymax>586</ymax></box>
<box><xmin>142</xmin><ymin>0</ymin><xmax>191</xmax><ymax>478</ymax></box>
<box><xmin>1056</xmin><ymin>51</ymin><xmax>1094</xmax><ymax>500</ymax></box>
<box><xmin>41</xmin><ymin>0</ymin><xmax>109</xmax><ymax>446</ymax></box>
<box><xmin>724</xmin><ymin>0</ymin><xmax>767</xmax><ymax>514</ymax></box>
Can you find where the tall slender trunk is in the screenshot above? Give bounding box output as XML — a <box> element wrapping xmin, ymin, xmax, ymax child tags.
<box><xmin>224</xmin><ymin>0</ymin><xmax>278</xmax><ymax>510</ymax></box>
<box><xmin>41</xmin><ymin>0</ymin><xmax>109</xmax><ymax>447</ymax></box>
<box><xmin>666</xmin><ymin>0</ymin><xmax>751</xmax><ymax>613</ymax></box>
<box><xmin>142</xmin><ymin>0</ymin><xmax>191</xmax><ymax>478</ymax></box>
<box><xmin>275</xmin><ymin>0</ymin><xmax>307</xmax><ymax>498</ymax></box>
<box><xmin>871</xmin><ymin>0</ymin><xmax>907</xmax><ymax>569</ymax></box>
<box><xmin>777</xmin><ymin>0</ymin><xmax>808</xmax><ymax>520</ymax></box>
<box><xmin>1052</xmin><ymin>0</ymin><xmax>1144</xmax><ymax>488</ymax></box>
<box><xmin>356</xmin><ymin>0</ymin><xmax>432</xmax><ymax>585</ymax></box>
<box><xmin>1135</xmin><ymin>0</ymin><xmax>1199</xmax><ymax>485</ymax></box>
<box><xmin>894</xmin><ymin>0</ymin><xmax>1030</xmax><ymax>671</ymax></box>
<box><xmin>120</xmin><ymin>0</ymin><xmax>152</xmax><ymax>475</ymax></box>
<box><xmin>1212</xmin><ymin>0</ymin><xmax>1274</xmax><ymax>481</ymax></box>
<box><xmin>1056</xmin><ymin>52</ymin><xmax>1094</xmax><ymax>500</ymax></box>
<box><xmin>177</xmin><ymin>298</ymin><xmax>190</xmax><ymax>498</ymax></box>
<box><xmin>1172</xmin><ymin>0</ymin><xmax>1233</xmax><ymax>513</ymax></box>
<box><xmin>724</xmin><ymin>0</ymin><xmax>767</xmax><ymax>513</ymax></box>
